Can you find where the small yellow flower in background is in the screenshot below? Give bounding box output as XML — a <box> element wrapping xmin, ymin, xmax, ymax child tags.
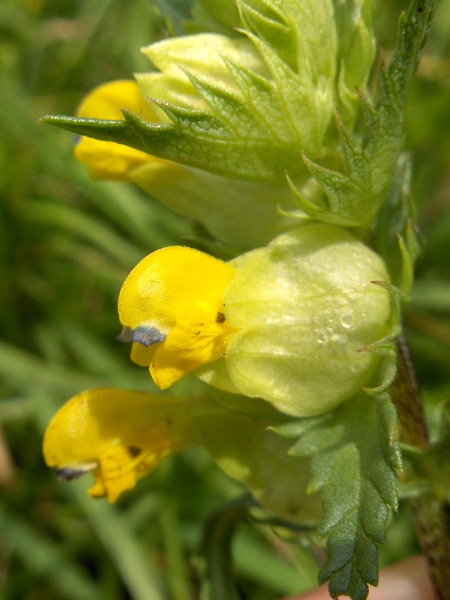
<box><xmin>74</xmin><ymin>80</ymin><xmax>168</xmax><ymax>180</ymax></box>
<box><xmin>117</xmin><ymin>246</ymin><xmax>238</xmax><ymax>390</ymax></box>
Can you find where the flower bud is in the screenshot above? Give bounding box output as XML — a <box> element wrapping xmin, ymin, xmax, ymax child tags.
<box><xmin>72</xmin><ymin>79</ymin><xmax>301</xmax><ymax>249</ymax></box>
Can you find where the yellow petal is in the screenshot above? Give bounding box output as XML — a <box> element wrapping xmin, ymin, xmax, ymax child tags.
<box><xmin>163</xmin><ymin>304</ymin><xmax>234</xmax><ymax>362</ymax></box>
<box><xmin>130</xmin><ymin>341</ymin><xmax>157</xmax><ymax>367</ymax></box>
<box><xmin>150</xmin><ymin>345</ymin><xmax>201</xmax><ymax>390</ymax></box>
<box><xmin>147</xmin><ymin>305</ymin><xmax>236</xmax><ymax>388</ymax></box>
<box><xmin>74</xmin><ymin>80</ymin><xmax>167</xmax><ymax>180</ymax></box>
<box><xmin>119</xmin><ymin>247</ymin><xmax>237</xmax><ymax>330</ymax></box>
<box><xmin>118</xmin><ymin>247</ymin><xmax>238</xmax><ymax>389</ymax></box>
<box><xmin>43</xmin><ymin>388</ymin><xmax>209</xmax><ymax>502</ymax></box>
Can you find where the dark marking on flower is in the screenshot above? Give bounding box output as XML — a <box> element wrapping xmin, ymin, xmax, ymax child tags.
<box><xmin>132</xmin><ymin>326</ymin><xmax>167</xmax><ymax>347</ymax></box>
<box><xmin>116</xmin><ymin>327</ymin><xmax>133</xmax><ymax>343</ymax></box>
<box><xmin>128</xmin><ymin>446</ymin><xmax>141</xmax><ymax>458</ymax></box>
<box><xmin>216</xmin><ymin>312</ymin><xmax>226</xmax><ymax>323</ymax></box>
<box><xmin>56</xmin><ymin>466</ymin><xmax>93</xmax><ymax>481</ymax></box>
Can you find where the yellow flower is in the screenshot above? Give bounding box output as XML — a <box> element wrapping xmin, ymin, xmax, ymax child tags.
<box><xmin>43</xmin><ymin>387</ymin><xmax>321</xmax><ymax>523</ymax></box>
<box><xmin>70</xmin><ymin>78</ymin><xmax>302</xmax><ymax>250</ymax></box>
<box><xmin>44</xmin><ymin>388</ymin><xmax>207</xmax><ymax>502</ymax></box>
<box><xmin>117</xmin><ymin>246</ymin><xmax>238</xmax><ymax>390</ymax></box>
<box><xmin>119</xmin><ymin>225</ymin><xmax>392</xmax><ymax>417</ymax></box>
<box><xmin>74</xmin><ymin>80</ymin><xmax>169</xmax><ymax>180</ymax></box>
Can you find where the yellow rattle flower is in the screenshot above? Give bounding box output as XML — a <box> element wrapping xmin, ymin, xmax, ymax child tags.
<box><xmin>43</xmin><ymin>389</ymin><xmax>206</xmax><ymax>503</ymax></box>
<box><xmin>117</xmin><ymin>246</ymin><xmax>238</xmax><ymax>389</ymax></box>
<box><xmin>118</xmin><ymin>225</ymin><xmax>392</xmax><ymax>418</ymax></box>
<box><xmin>43</xmin><ymin>387</ymin><xmax>321</xmax><ymax>522</ymax></box>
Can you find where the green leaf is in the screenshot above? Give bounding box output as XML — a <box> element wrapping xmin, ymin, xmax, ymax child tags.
<box><xmin>274</xmin><ymin>393</ymin><xmax>401</xmax><ymax>600</ymax></box>
<box><xmin>41</xmin><ymin>105</ymin><xmax>294</xmax><ymax>181</ymax></box>
<box><xmin>239</xmin><ymin>0</ymin><xmax>337</xmax><ymax>79</ymax></box>
<box><xmin>292</xmin><ymin>0</ymin><xmax>436</xmax><ymax>228</ymax></box>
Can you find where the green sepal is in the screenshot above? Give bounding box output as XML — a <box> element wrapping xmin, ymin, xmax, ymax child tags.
<box><xmin>237</xmin><ymin>0</ymin><xmax>337</xmax><ymax>158</ymax></box>
<box><xmin>290</xmin><ymin>0</ymin><xmax>436</xmax><ymax>228</ymax></box>
<box><xmin>179</xmin><ymin>67</ymin><xmax>264</xmax><ymax>137</ymax></box>
<box><xmin>273</xmin><ymin>392</ymin><xmax>401</xmax><ymax>600</ymax></box>
<box><xmin>355</xmin><ymin>281</ymin><xmax>402</xmax><ymax>397</ymax></box>
<box><xmin>238</xmin><ymin>0</ymin><xmax>336</xmax><ymax>79</ymax></box>
<box><xmin>193</xmin><ymin>397</ymin><xmax>322</xmax><ymax>524</ymax></box>
<box><xmin>333</xmin><ymin>0</ymin><xmax>376</xmax><ymax>128</ymax></box>
<box><xmin>131</xmin><ymin>160</ymin><xmax>300</xmax><ymax>250</ymax></box>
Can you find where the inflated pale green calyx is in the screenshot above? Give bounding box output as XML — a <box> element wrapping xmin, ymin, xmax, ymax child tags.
<box><xmin>131</xmin><ymin>163</ymin><xmax>300</xmax><ymax>249</ymax></box>
<box><xmin>193</xmin><ymin>399</ymin><xmax>322</xmax><ymax>524</ymax></box>
<box><xmin>197</xmin><ymin>224</ymin><xmax>392</xmax><ymax>417</ymax></box>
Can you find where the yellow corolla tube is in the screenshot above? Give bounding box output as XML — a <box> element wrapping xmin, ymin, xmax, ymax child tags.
<box><xmin>43</xmin><ymin>388</ymin><xmax>210</xmax><ymax>503</ymax></box>
<box><xmin>74</xmin><ymin>79</ymin><xmax>167</xmax><ymax>180</ymax></box>
<box><xmin>117</xmin><ymin>246</ymin><xmax>238</xmax><ymax>390</ymax></box>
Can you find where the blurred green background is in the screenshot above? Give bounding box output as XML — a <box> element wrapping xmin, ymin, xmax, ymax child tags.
<box><xmin>0</xmin><ymin>0</ymin><xmax>449</xmax><ymax>598</ymax></box>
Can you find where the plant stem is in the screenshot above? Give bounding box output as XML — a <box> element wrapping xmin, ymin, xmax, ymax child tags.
<box><xmin>391</xmin><ymin>331</ymin><xmax>450</xmax><ymax>600</ymax></box>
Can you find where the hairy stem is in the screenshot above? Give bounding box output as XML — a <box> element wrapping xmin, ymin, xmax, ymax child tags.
<box><xmin>391</xmin><ymin>331</ymin><xmax>450</xmax><ymax>600</ymax></box>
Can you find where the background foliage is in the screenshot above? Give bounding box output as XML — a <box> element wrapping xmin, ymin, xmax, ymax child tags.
<box><xmin>0</xmin><ymin>0</ymin><xmax>449</xmax><ymax>598</ymax></box>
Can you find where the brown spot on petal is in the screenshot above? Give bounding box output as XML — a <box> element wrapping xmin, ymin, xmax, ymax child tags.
<box><xmin>128</xmin><ymin>446</ymin><xmax>141</xmax><ymax>458</ymax></box>
<box><xmin>216</xmin><ymin>312</ymin><xmax>226</xmax><ymax>323</ymax></box>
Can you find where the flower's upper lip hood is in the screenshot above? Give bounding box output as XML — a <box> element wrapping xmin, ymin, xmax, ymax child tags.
<box><xmin>117</xmin><ymin>245</ymin><xmax>238</xmax><ymax>389</ymax></box>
